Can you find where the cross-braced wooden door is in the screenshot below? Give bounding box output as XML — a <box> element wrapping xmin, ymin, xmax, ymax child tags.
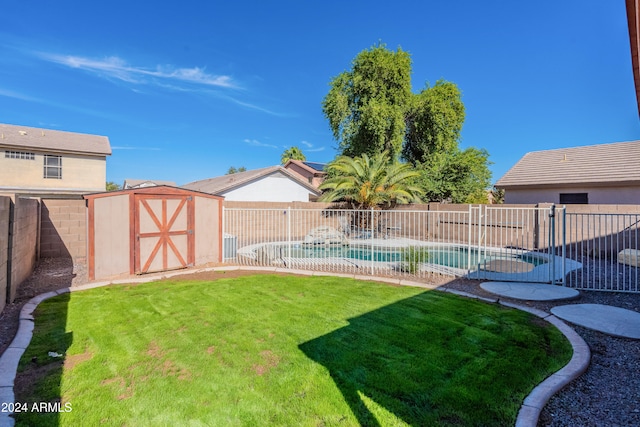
<box><xmin>134</xmin><ymin>194</ymin><xmax>195</xmax><ymax>274</ymax></box>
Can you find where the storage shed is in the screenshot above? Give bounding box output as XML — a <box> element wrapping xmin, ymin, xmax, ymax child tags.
<box><xmin>84</xmin><ymin>186</ymin><xmax>223</xmax><ymax>281</ymax></box>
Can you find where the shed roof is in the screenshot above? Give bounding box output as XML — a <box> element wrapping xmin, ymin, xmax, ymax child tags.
<box><xmin>83</xmin><ymin>185</ymin><xmax>224</xmax><ymax>201</ymax></box>
<box><xmin>495</xmin><ymin>140</ymin><xmax>640</xmax><ymax>188</ymax></box>
<box><xmin>0</xmin><ymin>123</ymin><xmax>111</xmax><ymax>156</ymax></box>
<box><xmin>183</xmin><ymin>165</ymin><xmax>322</xmax><ymax>195</ymax></box>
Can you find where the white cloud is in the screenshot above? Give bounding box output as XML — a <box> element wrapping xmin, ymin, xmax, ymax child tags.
<box><xmin>0</xmin><ymin>88</ymin><xmax>42</xmax><ymax>102</ymax></box>
<box><xmin>300</xmin><ymin>140</ymin><xmax>313</xmax><ymax>148</ymax></box>
<box><xmin>37</xmin><ymin>52</ymin><xmax>237</xmax><ymax>89</ymax></box>
<box><xmin>243</xmin><ymin>138</ymin><xmax>278</xmax><ymax>149</ymax></box>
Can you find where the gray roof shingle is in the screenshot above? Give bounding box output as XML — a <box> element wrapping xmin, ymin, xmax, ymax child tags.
<box><xmin>0</xmin><ymin>123</ymin><xmax>111</xmax><ymax>156</ymax></box>
<box><xmin>495</xmin><ymin>141</ymin><xmax>640</xmax><ymax>188</ymax></box>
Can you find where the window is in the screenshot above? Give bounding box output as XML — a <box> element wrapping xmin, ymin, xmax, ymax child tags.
<box><xmin>5</xmin><ymin>150</ymin><xmax>35</xmax><ymax>160</ymax></box>
<box><xmin>44</xmin><ymin>155</ymin><xmax>62</xmax><ymax>179</ymax></box>
<box><xmin>560</xmin><ymin>193</ymin><xmax>588</xmax><ymax>204</ymax></box>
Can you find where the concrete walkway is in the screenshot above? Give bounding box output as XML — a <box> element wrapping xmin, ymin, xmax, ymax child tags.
<box><xmin>480</xmin><ymin>281</ymin><xmax>580</xmax><ymax>301</ymax></box>
<box><xmin>550</xmin><ymin>304</ymin><xmax>640</xmax><ymax>340</ymax></box>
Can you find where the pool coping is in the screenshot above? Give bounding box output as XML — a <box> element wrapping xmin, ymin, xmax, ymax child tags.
<box><xmin>235</xmin><ymin>240</ymin><xmax>583</xmax><ymax>283</ymax></box>
<box><xmin>0</xmin><ymin>266</ymin><xmax>589</xmax><ymax>427</ymax></box>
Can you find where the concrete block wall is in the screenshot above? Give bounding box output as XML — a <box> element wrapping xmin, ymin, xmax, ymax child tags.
<box><xmin>8</xmin><ymin>197</ymin><xmax>39</xmax><ymax>303</ymax></box>
<box><xmin>41</xmin><ymin>199</ymin><xmax>87</xmax><ymax>263</ymax></box>
<box><xmin>0</xmin><ymin>197</ymin><xmax>9</xmax><ymax>313</ymax></box>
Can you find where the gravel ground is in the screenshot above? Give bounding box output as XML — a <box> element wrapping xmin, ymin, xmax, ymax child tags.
<box><xmin>1</xmin><ymin>258</ymin><xmax>639</xmax><ymax>426</ymax></box>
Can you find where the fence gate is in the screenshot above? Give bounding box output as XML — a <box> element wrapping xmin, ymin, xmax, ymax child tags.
<box><xmin>134</xmin><ymin>194</ymin><xmax>195</xmax><ymax>274</ymax></box>
<box><xmin>469</xmin><ymin>205</ymin><xmax>566</xmax><ymax>284</ymax></box>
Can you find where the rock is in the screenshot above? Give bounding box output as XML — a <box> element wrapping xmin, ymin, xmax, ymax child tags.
<box><xmin>301</xmin><ymin>226</ymin><xmax>348</xmax><ymax>246</ymax></box>
<box><xmin>618</xmin><ymin>249</ymin><xmax>640</xmax><ymax>267</ymax></box>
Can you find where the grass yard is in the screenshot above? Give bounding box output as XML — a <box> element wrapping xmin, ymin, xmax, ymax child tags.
<box><xmin>15</xmin><ymin>274</ymin><xmax>572</xmax><ymax>426</ymax></box>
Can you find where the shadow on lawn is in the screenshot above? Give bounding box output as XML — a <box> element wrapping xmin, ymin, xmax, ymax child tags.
<box><xmin>13</xmin><ymin>278</ymin><xmax>73</xmax><ymax>426</ymax></box>
<box><xmin>298</xmin><ymin>290</ymin><xmax>540</xmax><ymax>427</ymax></box>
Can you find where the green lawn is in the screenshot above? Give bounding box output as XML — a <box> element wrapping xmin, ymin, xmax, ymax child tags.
<box><xmin>15</xmin><ymin>274</ymin><xmax>572</xmax><ymax>426</ymax></box>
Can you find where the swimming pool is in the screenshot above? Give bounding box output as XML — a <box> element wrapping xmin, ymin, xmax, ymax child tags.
<box><xmin>270</xmin><ymin>243</ymin><xmax>546</xmax><ymax>270</ymax></box>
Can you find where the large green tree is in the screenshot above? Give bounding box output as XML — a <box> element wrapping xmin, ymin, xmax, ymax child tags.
<box><xmin>318</xmin><ymin>151</ymin><xmax>422</xmax><ymax>209</ymax></box>
<box><xmin>322</xmin><ymin>43</ymin><xmax>492</xmax><ymax>203</ymax></box>
<box><xmin>416</xmin><ymin>148</ymin><xmax>492</xmax><ymax>203</ymax></box>
<box><xmin>322</xmin><ymin>44</ymin><xmax>411</xmax><ymax>158</ymax></box>
<box><xmin>106</xmin><ymin>181</ymin><xmax>121</xmax><ymax>191</ymax></box>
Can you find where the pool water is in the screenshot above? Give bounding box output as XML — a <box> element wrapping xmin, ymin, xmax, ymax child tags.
<box><xmin>275</xmin><ymin>244</ymin><xmax>545</xmax><ymax>269</ymax></box>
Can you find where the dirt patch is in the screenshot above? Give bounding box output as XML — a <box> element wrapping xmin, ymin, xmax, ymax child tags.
<box><xmin>252</xmin><ymin>350</ymin><xmax>280</xmax><ymax>376</ymax></box>
<box><xmin>64</xmin><ymin>349</ymin><xmax>94</xmax><ymax>370</ymax></box>
<box><xmin>146</xmin><ymin>341</ymin><xmax>166</xmax><ymax>359</ymax></box>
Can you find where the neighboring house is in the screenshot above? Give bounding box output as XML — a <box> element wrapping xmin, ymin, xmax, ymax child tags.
<box><xmin>495</xmin><ymin>140</ymin><xmax>640</xmax><ymax>204</ymax></box>
<box><xmin>182</xmin><ymin>166</ymin><xmax>322</xmax><ymax>202</ymax></box>
<box><xmin>283</xmin><ymin>160</ymin><xmax>327</xmax><ymax>188</ymax></box>
<box><xmin>0</xmin><ymin>123</ymin><xmax>111</xmax><ymax>195</ymax></box>
<box><xmin>123</xmin><ymin>179</ymin><xmax>177</xmax><ymax>189</ymax></box>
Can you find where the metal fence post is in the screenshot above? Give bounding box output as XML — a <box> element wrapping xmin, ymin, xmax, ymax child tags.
<box><xmin>287</xmin><ymin>207</ymin><xmax>291</xmax><ymax>269</ymax></box>
<box><xmin>549</xmin><ymin>204</ymin><xmax>556</xmax><ymax>286</ymax></box>
<box><xmin>371</xmin><ymin>207</ymin><xmax>375</xmax><ymax>276</ymax></box>
<box><xmin>561</xmin><ymin>206</ymin><xmax>566</xmax><ymax>286</ymax></box>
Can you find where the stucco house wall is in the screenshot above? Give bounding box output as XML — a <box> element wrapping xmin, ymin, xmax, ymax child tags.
<box><xmin>222</xmin><ymin>174</ymin><xmax>316</xmax><ymax>202</ymax></box>
<box><xmin>0</xmin><ymin>153</ymin><xmax>107</xmax><ymax>193</ymax></box>
<box><xmin>504</xmin><ymin>186</ymin><xmax>640</xmax><ymax>204</ymax></box>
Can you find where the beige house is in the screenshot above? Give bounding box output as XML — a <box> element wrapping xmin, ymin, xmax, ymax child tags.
<box><xmin>283</xmin><ymin>160</ymin><xmax>327</xmax><ymax>188</ymax></box>
<box><xmin>0</xmin><ymin>123</ymin><xmax>111</xmax><ymax>195</ymax></box>
<box><xmin>495</xmin><ymin>140</ymin><xmax>640</xmax><ymax>204</ymax></box>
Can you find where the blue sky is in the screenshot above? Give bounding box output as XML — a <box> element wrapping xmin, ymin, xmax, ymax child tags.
<box><xmin>1</xmin><ymin>0</ymin><xmax>638</xmax><ymax>187</ymax></box>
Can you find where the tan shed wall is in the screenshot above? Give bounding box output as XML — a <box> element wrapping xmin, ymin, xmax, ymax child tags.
<box><xmin>195</xmin><ymin>196</ymin><xmax>221</xmax><ymax>265</ymax></box>
<box><xmin>93</xmin><ymin>194</ymin><xmax>130</xmax><ymax>280</ymax></box>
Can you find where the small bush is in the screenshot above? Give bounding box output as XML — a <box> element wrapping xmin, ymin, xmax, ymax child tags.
<box><xmin>400</xmin><ymin>246</ymin><xmax>430</xmax><ymax>273</ymax></box>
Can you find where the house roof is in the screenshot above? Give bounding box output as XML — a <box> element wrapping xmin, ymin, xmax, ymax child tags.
<box><xmin>495</xmin><ymin>140</ymin><xmax>640</xmax><ymax>188</ymax></box>
<box><xmin>0</xmin><ymin>123</ymin><xmax>111</xmax><ymax>156</ymax></box>
<box><xmin>123</xmin><ymin>179</ymin><xmax>177</xmax><ymax>189</ymax></box>
<box><xmin>182</xmin><ymin>165</ymin><xmax>322</xmax><ymax>195</ymax></box>
<box><xmin>284</xmin><ymin>159</ymin><xmax>328</xmax><ymax>175</ymax></box>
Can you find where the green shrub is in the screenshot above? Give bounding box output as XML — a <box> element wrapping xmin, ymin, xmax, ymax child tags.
<box><xmin>400</xmin><ymin>246</ymin><xmax>430</xmax><ymax>273</ymax></box>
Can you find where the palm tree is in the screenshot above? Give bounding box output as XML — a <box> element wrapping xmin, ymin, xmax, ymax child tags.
<box><xmin>280</xmin><ymin>146</ymin><xmax>306</xmax><ymax>165</ymax></box>
<box><xmin>319</xmin><ymin>151</ymin><xmax>423</xmax><ymax>210</ymax></box>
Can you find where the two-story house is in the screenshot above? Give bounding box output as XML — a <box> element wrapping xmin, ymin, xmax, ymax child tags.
<box><xmin>0</xmin><ymin>123</ymin><xmax>111</xmax><ymax>195</ymax></box>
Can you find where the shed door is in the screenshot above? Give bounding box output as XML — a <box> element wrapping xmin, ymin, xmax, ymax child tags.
<box><xmin>134</xmin><ymin>195</ymin><xmax>195</xmax><ymax>274</ymax></box>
